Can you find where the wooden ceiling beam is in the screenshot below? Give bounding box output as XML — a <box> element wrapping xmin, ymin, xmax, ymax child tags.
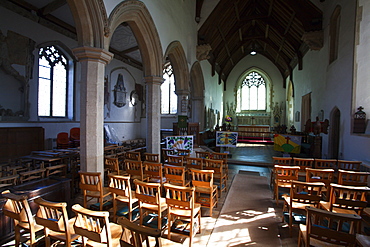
<box><xmin>195</xmin><ymin>0</ymin><xmax>205</xmax><ymax>23</ymax></box>
<box><xmin>284</xmin><ymin>0</ymin><xmax>322</xmax><ymax>31</ymax></box>
<box><xmin>120</xmin><ymin>45</ymin><xmax>139</xmax><ymax>54</ymax></box>
<box><xmin>40</xmin><ymin>0</ymin><xmax>67</xmax><ymax>16</ymax></box>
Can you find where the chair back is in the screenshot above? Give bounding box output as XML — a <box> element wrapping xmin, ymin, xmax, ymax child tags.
<box><xmin>289</xmin><ymin>181</ymin><xmax>325</xmax><ymax>206</ymax></box>
<box><xmin>70</xmin><ymin>127</ymin><xmax>80</xmax><ymax>140</ymax></box>
<box><xmin>124</xmin><ymin>159</ymin><xmax>144</xmax><ymax>181</ymax></box>
<box><xmin>338</xmin><ymin>169</ymin><xmax>370</xmax><ymax>186</ymax></box>
<box><xmin>57</xmin><ymin>132</ymin><xmax>70</xmax><ymax>148</ymax></box>
<box><xmin>337</xmin><ymin>160</ymin><xmax>362</xmax><ymax>171</ymax></box>
<box><xmin>119</xmin><ymin>217</ymin><xmax>162</xmax><ymax>247</ymax></box>
<box><xmin>161</xmin><ymin>148</ymin><xmax>175</xmax><ymax>163</ymax></box>
<box><xmin>167</xmin><ymin>155</ymin><xmax>184</xmax><ymax>166</ymax></box>
<box><xmin>34</xmin><ymin>197</ymin><xmax>78</xmax><ymax>244</ymax></box>
<box><xmin>134</xmin><ymin>179</ymin><xmax>161</xmax><ymax>206</ymax></box>
<box><xmin>164</xmin><ymin>164</ymin><xmax>187</xmax><ymax>186</ymax></box>
<box><xmin>108</xmin><ymin>174</ymin><xmax>133</xmax><ymax>198</ymax></box>
<box><xmin>274</xmin><ymin>165</ymin><xmax>300</xmax><ymax>182</ymax></box>
<box><xmin>304</xmin><ymin>206</ymin><xmax>361</xmax><ymax>246</ymax></box>
<box><xmin>329</xmin><ymin>183</ymin><xmax>370</xmax><ymax>214</ymax></box>
<box><xmin>125</xmin><ymin>151</ymin><xmax>141</xmax><ymax>161</ymax></box>
<box><xmin>72</xmin><ymin>204</ymin><xmax>116</xmax><ymax>246</ymax></box>
<box><xmin>314</xmin><ymin>159</ymin><xmax>337</xmax><ymax>170</ymax></box>
<box><xmin>211</xmin><ymin>152</ymin><xmax>228</xmax><ymax>162</ymax></box>
<box><xmin>176</xmin><ymin>149</ymin><xmax>191</xmax><ymax>157</ymax></box>
<box><xmin>105</xmin><ymin>157</ymin><xmax>120</xmax><ymax>175</ymax></box>
<box><xmin>203</xmin><ymin>158</ymin><xmax>224</xmax><ymax>174</ymax></box>
<box><xmin>79</xmin><ymin>171</ymin><xmax>103</xmax><ymax>193</ymax></box>
<box><xmin>189</xmin><ymin>168</ymin><xmax>214</xmax><ymax>189</ymax></box>
<box><xmin>293</xmin><ymin>157</ymin><xmax>314</xmax><ymax>172</ymax></box>
<box><xmin>306</xmin><ymin>168</ymin><xmax>335</xmax><ymax>186</ymax></box>
<box><xmin>2</xmin><ymin>190</ymin><xmax>35</xmax><ymax>227</ymax></box>
<box><xmin>164</xmin><ymin>183</ymin><xmax>195</xmax><ymax>211</ymax></box>
<box><xmin>144</xmin><ymin>153</ymin><xmax>160</xmax><ymax>163</ymax></box>
<box><xmin>185</xmin><ymin>157</ymin><xmax>203</xmax><ymax>170</ymax></box>
<box><xmin>195</xmin><ymin>151</ymin><xmax>210</xmax><ymax>159</ymax></box>
<box><xmin>143</xmin><ymin>161</ymin><xmax>164</xmax><ymax>183</ymax></box>
<box><xmin>272</xmin><ymin>156</ymin><xmax>292</xmax><ymax>166</ymax></box>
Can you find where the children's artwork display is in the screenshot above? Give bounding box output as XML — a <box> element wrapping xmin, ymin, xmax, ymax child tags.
<box><xmin>166</xmin><ymin>135</ymin><xmax>193</xmax><ymax>152</ymax></box>
<box><xmin>273</xmin><ymin>134</ymin><xmax>302</xmax><ymax>153</ymax></box>
<box><xmin>216</xmin><ymin>131</ymin><xmax>238</xmax><ymax>147</ymax></box>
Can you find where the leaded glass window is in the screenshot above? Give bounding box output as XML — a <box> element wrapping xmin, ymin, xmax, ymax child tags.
<box><xmin>161</xmin><ymin>63</ymin><xmax>177</xmax><ymax>114</ymax></box>
<box><xmin>240</xmin><ymin>71</ymin><xmax>266</xmax><ymax>110</ymax></box>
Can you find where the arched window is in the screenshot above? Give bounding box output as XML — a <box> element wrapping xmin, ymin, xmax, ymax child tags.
<box><xmin>161</xmin><ymin>63</ymin><xmax>177</xmax><ymax>114</ymax></box>
<box><xmin>38</xmin><ymin>45</ymin><xmax>71</xmax><ymax>118</ymax></box>
<box><xmin>238</xmin><ymin>71</ymin><xmax>266</xmax><ymax>111</ymax></box>
<box><xmin>329</xmin><ymin>5</ymin><xmax>341</xmax><ymax>64</ymax></box>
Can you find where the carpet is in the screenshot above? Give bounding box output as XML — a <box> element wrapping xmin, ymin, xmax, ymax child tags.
<box><xmin>207</xmin><ymin>174</ymin><xmax>281</xmax><ymax>246</ymax></box>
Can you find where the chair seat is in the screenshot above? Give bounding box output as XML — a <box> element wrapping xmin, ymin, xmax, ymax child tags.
<box><xmin>283</xmin><ymin>196</ymin><xmax>317</xmax><ymax>210</ymax></box>
<box><xmin>17</xmin><ymin>222</ymin><xmax>44</xmax><ymax>232</ymax></box>
<box><xmin>141</xmin><ymin>197</ymin><xmax>168</xmax><ymax>212</ymax></box>
<box><xmin>85</xmin><ymin>222</ymin><xmax>122</xmax><ymax>247</ymax></box>
<box><xmin>46</xmin><ymin>217</ymin><xmax>79</xmax><ymax>242</ymax></box>
<box><xmin>147</xmin><ymin>177</ymin><xmax>167</xmax><ymax>184</ymax></box>
<box><xmin>194</xmin><ymin>185</ymin><xmax>218</xmax><ymax>194</ymax></box>
<box><xmin>170</xmin><ymin>203</ymin><xmax>201</xmax><ymax>217</ymax></box>
<box><xmin>116</xmin><ymin>191</ymin><xmax>137</xmax><ymax>203</ymax></box>
<box><xmin>86</xmin><ymin>187</ymin><xmax>111</xmax><ymax>198</ymax></box>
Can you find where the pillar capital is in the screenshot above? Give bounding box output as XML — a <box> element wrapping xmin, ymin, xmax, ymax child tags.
<box><xmin>72</xmin><ymin>46</ymin><xmax>113</xmax><ymax>64</ymax></box>
<box><xmin>143</xmin><ymin>75</ymin><xmax>164</xmax><ymax>85</ymax></box>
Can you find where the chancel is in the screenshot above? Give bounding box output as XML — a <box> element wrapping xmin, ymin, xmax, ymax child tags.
<box><xmin>0</xmin><ymin>0</ymin><xmax>370</xmax><ymax>246</ymax></box>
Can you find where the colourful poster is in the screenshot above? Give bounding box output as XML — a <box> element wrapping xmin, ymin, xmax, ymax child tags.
<box><xmin>216</xmin><ymin>131</ymin><xmax>238</xmax><ymax>147</ymax></box>
<box><xmin>166</xmin><ymin>135</ymin><xmax>193</xmax><ymax>152</ymax></box>
<box><xmin>273</xmin><ymin>134</ymin><xmax>302</xmax><ymax>153</ymax></box>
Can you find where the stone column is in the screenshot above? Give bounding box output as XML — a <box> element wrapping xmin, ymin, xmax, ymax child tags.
<box><xmin>73</xmin><ymin>46</ymin><xmax>113</xmax><ymax>172</ymax></box>
<box><xmin>144</xmin><ymin>76</ymin><xmax>163</xmax><ymax>155</ymax></box>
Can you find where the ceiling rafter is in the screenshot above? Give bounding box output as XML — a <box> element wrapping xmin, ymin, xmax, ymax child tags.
<box><xmin>39</xmin><ymin>0</ymin><xmax>66</xmax><ymax>16</ymax></box>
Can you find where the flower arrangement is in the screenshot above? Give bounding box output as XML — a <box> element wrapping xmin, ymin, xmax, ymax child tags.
<box><xmin>225</xmin><ymin>115</ymin><xmax>233</xmax><ymax>123</ymax></box>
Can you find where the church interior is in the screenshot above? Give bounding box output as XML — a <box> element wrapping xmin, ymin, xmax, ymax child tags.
<box><xmin>1</xmin><ymin>0</ymin><xmax>370</xmax><ymax>246</ymax></box>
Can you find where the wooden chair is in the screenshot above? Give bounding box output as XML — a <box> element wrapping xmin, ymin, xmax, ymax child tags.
<box><xmin>195</xmin><ymin>151</ymin><xmax>210</xmax><ymax>159</ymax></box>
<box><xmin>189</xmin><ymin>168</ymin><xmax>218</xmax><ymax>217</ymax></box>
<box><xmin>319</xmin><ymin>183</ymin><xmax>370</xmax><ymax>215</ymax></box>
<box><xmin>56</xmin><ymin>132</ymin><xmax>71</xmax><ymax>149</ymax></box>
<box><xmin>164</xmin><ymin>164</ymin><xmax>189</xmax><ymax>186</ymax></box>
<box><xmin>164</xmin><ymin>183</ymin><xmax>201</xmax><ymax>246</ymax></box>
<box><xmin>314</xmin><ymin>158</ymin><xmax>337</xmax><ymax>170</ymax></box>
<box><xmin>143</xmin><ymin>161</ymin><xmax>166</xmax><ymax>185</ymax></box>
<box><xmin>210</xmin><ymin>152</ymin><xmax>229</xmax><ymax>179</ymax></box>
<box><xmin>34</xmin><ymin>197</ymin><xmax>79</xmax><ymax>247</ymax></box>
<box><xmin>161</xmin><ymin>148</ymin><xmax>175</xmax><ymax>163</ymax></box>
<box><xmin>1</xmin><ymin>190</ymin><xmax>44</xmax><ymax>246</ymax></box>
<box><xmin>119</xmin><ymin>217</ymin><xmax>184</xmax><ymax>247</ymax></box>
<box><xmin>69</xmin><ymin>127</ymin><xmax>80</xmax><ymax>148</ymax></box>
<box><xmin>134</xmin><ymin>179</ymin><xmax>168</xmax><ymax>230</ymax></box>
<box><xmin>72</xmin><ymin>204</ymin><xmax>123</xmax><ymax>247</ymax></box>
<box><xmin>124</xmin><ymin>159</ymin><xmax>145</xmax><ymax>183</ymax></box>
<box><xmin>104</xmin><ymin>157</ymin><xmax>120</xmax><ymax>176</ymax></box>
<box><xmin>144</xmin><ymin>153</ymin><xmax>160</xmax><ymax>163</ymax></box>
<box><xmin>79</xmin><ymin>171</ymin><xmax>112</xmax><ymax>211</ymax></box>
<box><xmin>293</xmin><ymin>157</ymin><xmax>315</xmax><ymax>177</ymax></box>
<box><xmin>108</xmin><ymin>174</ymin><xmax>139</xmax><ymax>222</ymax></box>
<box><xmin>337</xmin><ymin>160</ymin><xmax>362</xmax><ymax>171</ymax></box>
<box><xmin>126</xmin><ymin>151</ymin><xmax>142</xmax><ymax>161</ymax></box>
<box><xmin>203</xmin><ymin>158</ymin><xmax>227</xmax><ymax>196</ymax></box>
<box><xmin>167</xmin><ymin>155</ymin><xmax>184</xmax><ymax>166</ymax></box>
<box><xmin>0</xmin><ymin>174</ymin><xmax>19</xmax><ymax>188</ymax></box>
<box><xmin>282</xmin><ymin>181</ymin><xmax>325</xmax><ymax>236</ymax></box>
<box><xmin>45</xmin><ymin>164</ymin><xmax>67</xmax><ymax>177</ymax></box>
<box><xmin>272</xmin><ymin>165</ymin><xmax>300</xmax><ymax>205</ymax></box>
<box><xmin>185</xmin><ymin>157</ymin><xmax>203</xmax><ymax>179</ymax></box>
<box><xmin>306</xmin><ymin>168</ymin><xmax>335</xmax><ymax>200</ymax></box>
<box><xmin>270</xmin><ymin>157</ymin><xmax>293</xmax><ymax>187</ymax></box>
<box><xmin>338</xmin><ymin>169</ymin><xmax>370</xmax><ymax>186</ymax></box>
<box><xmin>298</xmin><ymin>206</ymin><xmax>362</xmax><ymax>247</ymax></box>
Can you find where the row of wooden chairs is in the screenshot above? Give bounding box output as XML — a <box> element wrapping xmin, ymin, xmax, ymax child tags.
<box><xmin>273</xmin><ymin>165</ymin><xmax>370</xmax><ymax>206</ymax></box>
<box><xmin>79</xmin><ymin>171</ymin><xmax>213</xmax><ymax>246</ymax></box>
<box><xmin>273</xmin><ymin>156</ymin><xmax>365</xmax><ymax>172</ymax></box>
<box><xmin>1</xmin><ymin>189</ymin><xmax>182</xmax><ymax>247</ymax></box>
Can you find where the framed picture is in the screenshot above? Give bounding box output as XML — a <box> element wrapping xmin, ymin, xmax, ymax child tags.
<box><xmin>216</xmin><ymin>131</ymin><xmax>238</xmax><ymax>147</ymax></box>
<box><xmin>166</xmin><ymin>135</ymin><xmax>193</xmax><ymax>152</ymax></box>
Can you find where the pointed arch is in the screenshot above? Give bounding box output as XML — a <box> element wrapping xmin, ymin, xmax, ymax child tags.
<box><xmin>164</xmin><ymin>41</ymin><xmax>190</xmax><ymax>93</ymax></box>
<box><xmin>67</xmin><ymin>0</ymin><xmax>107</xmax><ymax>48</ymax></box>
<box><xmin>108</xmin><ymin>1</ymin><xmax>163</xmax><ymax>77</ymax></box>
<box><xmin>190</xmin><ymin>61</ymin><xmax>204</xmax><ymax>99</ymax></box>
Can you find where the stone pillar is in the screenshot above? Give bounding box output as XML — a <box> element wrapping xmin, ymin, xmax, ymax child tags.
<box><xmin>73</xmin><ymin>46</ymin><xmax>113</xmax><ymax>172</ymax></box>
<box><xmin>144</xmin><ymin>76</ymin><xmax>163</xmax><ymax>155</ymax></box>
